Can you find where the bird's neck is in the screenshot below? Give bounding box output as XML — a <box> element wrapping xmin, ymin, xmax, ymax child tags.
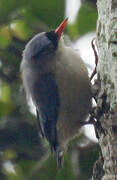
<box><xmin>57</xmin><ymin>37</ymin><xmax>66</xmax><ymax>52</ymax></box>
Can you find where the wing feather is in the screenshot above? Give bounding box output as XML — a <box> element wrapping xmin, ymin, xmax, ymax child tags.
<box><xmin>33</xmin><ymin>73</ymin><xmax>60</xmax><ymax>150</ymax></box>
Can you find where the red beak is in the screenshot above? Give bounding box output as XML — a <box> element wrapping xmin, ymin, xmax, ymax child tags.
<box><xmin>55</xmin><ymin>18</ymin><xmax>68</xmax><ymax>40</ymax></box>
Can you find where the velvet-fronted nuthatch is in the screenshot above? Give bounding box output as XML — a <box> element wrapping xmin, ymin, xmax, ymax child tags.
<box><xmin>20</xmin><ymin>18</ymin><xmax>92</xmax><ymax>167</ymax></box>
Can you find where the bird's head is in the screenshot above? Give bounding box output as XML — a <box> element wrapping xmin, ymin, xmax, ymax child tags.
<box><xmin>23</xmin><ymin>18</ymin><xmax>68</xmax><ymax>63</ymax></box>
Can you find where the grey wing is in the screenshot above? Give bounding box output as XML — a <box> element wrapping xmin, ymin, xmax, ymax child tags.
<box><xmin>34</xmin><ymin>73</ymin><xmax>60</xmax><ymax>151</ymax></box>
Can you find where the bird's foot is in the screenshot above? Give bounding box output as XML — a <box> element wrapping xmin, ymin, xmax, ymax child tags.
<box><xmin>80</xmin><ymin>107</ymin><xmax>97</xmax><ymax>126</ymax></box>
<box><xmin>81</xmin><ymin>106</ymin><xmax>105</xmax><ymax>139</ymax></box>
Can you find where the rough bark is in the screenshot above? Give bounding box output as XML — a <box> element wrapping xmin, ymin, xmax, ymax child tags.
<box><xmin>92</xmin><ymin>0</ymin><xmax>117</xmax><ymax>180</ymax></box>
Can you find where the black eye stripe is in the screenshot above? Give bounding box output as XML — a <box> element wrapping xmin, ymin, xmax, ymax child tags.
<box><xmin>45</xmin><ymin>31</ymin><xmax>58</xmax><ymax>50</ymax></box>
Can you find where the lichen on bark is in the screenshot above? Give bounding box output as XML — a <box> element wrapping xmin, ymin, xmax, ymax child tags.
<box><xmin>96</xmin><ymin>0</ymin><xmax>117</xmax><ymax>109</ymax></box>
<box><xmin>92</xmin><ymin>0</ymin><xmax>117</xmax><ymax>180</ymax></box>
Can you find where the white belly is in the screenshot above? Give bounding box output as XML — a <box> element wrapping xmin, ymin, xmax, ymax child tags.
<box><xmin>55</xmin><ymin>47</ymin><xmax>92</xmax><ymax>147</ymax></box>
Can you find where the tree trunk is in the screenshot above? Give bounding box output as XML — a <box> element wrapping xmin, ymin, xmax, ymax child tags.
<box><xmin>92</xmin><ymin>0</ymin><xmax>117</xmax><ymax>180</ymax></box>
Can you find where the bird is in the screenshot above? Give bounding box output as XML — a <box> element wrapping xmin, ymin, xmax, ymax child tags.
<box><xmin>20</xmin><ymin>18</ymin><xmax>92</xmax><ymax>167</ymax></box>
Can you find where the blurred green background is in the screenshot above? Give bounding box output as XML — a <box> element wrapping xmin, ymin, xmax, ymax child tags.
<box><xmin>0</xmin><ymin>0</ymin><xmax>98</xmax><ymax>179</ymax></box>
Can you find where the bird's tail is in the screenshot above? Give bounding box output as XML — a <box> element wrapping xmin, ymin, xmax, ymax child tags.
<box><xmin>55</xmin><ymin>147</ymin><xmax>64</xmax><ymax>168</ymax></box>
<box><xmin>51</xmin><ymin>144</ymin><xmax>64</xmax><ymax>168</ymax></box>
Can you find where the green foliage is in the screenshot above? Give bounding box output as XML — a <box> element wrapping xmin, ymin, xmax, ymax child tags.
<box><xmin>27</xmin><ymin>153</ymin><xmax>75</xmax><ymax>180</ymax></box>
<box><xmin>0</xmin><ymin>83</ymin><xmax>14</xmax><ymax>116</ymax></box>
<box><xmin>79</xmin><ymin>144</ymin><xmax>99</xmax><ymax>180</ymax></box>
<box><xmin>0</xmin><ymin>0</ymin><xmax>65</xmax><ymax>28</ymax></box>
<box><xmin>67</xmin><ymin>2</ymin><xmax>97</xmax><ymax>39</ymax></box>
<box><xmin>26</xmin><ymin>0</ymin><xmax>65</xmax><ymax>28</ymax></box>
<box><xmin>0</xmin><ymin>26</ymin><xmax>11</xmax><ymax>49</ymax></box>
<box><xmin>78</xmin><ymin>3</ymin><xmax>97</xmax><ymax>35</ymax></box>
<box><xmin>10</xmin><ymin>20</ymin><xmax>32</xmax><ymax>40</ymax></box>
<box><xmin>55</xmin><ymin>154</ymin><xmax>75</xmax><ymax>180</ymax></box>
